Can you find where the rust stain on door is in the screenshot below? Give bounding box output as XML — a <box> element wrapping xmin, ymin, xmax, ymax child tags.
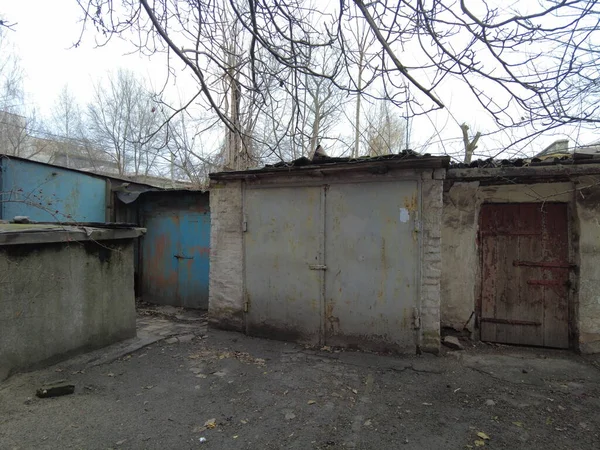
<box><xmin>480</xmin><ymin>203</ymin><xmax>570</xmax><ymax>348</ymax></box>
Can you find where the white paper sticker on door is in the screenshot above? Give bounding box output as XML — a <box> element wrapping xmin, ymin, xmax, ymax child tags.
<box><xmin>399</xmin><ymin>207</ymin><xmax>410</xmax><ymax>223</ymax></box>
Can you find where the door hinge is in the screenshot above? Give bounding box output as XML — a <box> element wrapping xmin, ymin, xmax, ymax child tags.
<box><xmin>242</xmin><ymin>214</ymin><xmax>248</xmax><ymax>232</ymax></box>
<box><xmin>414</xmin><ymin>220</ymin><xmax>421</xmax><ymax>233</ymax></box>
<box><xmin>412</xmin><ymin>307</ymin><xmax>421</xmax><ymax>329</ymax></box>
<box><xmin>244</xmin><ymin>295</ymin><xmax>250</xmax><ymax>312</ymax></box>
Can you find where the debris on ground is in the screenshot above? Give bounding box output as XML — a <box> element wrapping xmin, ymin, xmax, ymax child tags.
<box><xmin>35</xmin><ymin>382</ymin><xmax>75</xmax><ymax>398</ymax></box>
<box><xmin>189</xmin><ymin>350</ymin><xmax>266</xmax><ymax>366</ymax></box>
<box><xmin>442</xmin><ymin>335</ymin><xmax>464</xmax><ymax>350</ymax></box>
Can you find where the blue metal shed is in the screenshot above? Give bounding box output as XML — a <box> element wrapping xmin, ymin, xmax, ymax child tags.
<box><xmin>0</xmin><ymin>156</ymin><xmax>108</xmax><ymax>222</ymax></box>
<box><xmin>139</xmin><ymin>191</ymin><xmax>210</xmax><ymax>309</ymax></box>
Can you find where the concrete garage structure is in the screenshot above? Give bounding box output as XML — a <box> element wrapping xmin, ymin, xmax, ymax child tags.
<box><xmin>442</xmin><ymin>161</ymin><xmax>600</xmax><ymax>353</ymax></box>
<box><xmin>208</xmin><ymin>154</ymin><xmax>450</xmax><ymax>354</ymax></box>
<box><xmin>0</xmin><ymin>224</ymin><xmax>144</xmax><ymax>380</ymax></box>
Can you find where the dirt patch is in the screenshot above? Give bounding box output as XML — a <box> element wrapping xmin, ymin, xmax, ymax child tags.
<box><xmin>1</xmin><ymin>328</ymin><xmax>599</xmax><ymax>449</ymax></box>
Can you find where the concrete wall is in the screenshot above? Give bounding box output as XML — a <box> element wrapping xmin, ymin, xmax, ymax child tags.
<box><xmin>0</xmin><ymin>239</ymin><xmax>136</xmax><ymax>380</ymax></box>
<box><xmin>208</xmin><ymin>180</ymin><xmax>245</xmax><ymax>330</ymax></box>
<box><xmin>419</xmin><ymin>169</ymin><xmax>445</xmax><ymax>353</ymax></box>
<box><xmin>209</xmin><ymin>169</ymin><xmax>445</xmax><ymax>353</ymax></box>
<box><xmin>573</xmin><ymin>176</ymin><xmax>600</xmax><ymax>353</ymax></box>
<box><xmin>442</xmin><ymin>175</ymin><xmax>600</xmax><ymax>353</ymax></box>
<box><xmin>442</xmin><ymin>181</ymin><xmax>573</xmax><ymax>332</ymax></box>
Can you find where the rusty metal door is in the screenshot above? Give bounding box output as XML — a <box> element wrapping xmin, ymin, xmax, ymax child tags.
<box><xmin>244</xmin><ymin>186</ymin><xmax>324</xmax><ymax>345</ymax></box>
<box><xmin>480</xmin><ymin>203</ymin><xmax>570</xmax><ymax>348</ymax></box>
<box><xmin>324</xmin><ymin>181</ymin><xmax>420</xmax><ymax>352</ymax></box>
<box><xmin>141</xmin><ymin>193</ymin><xmax>210</xmax><ymax>309</ymax></box>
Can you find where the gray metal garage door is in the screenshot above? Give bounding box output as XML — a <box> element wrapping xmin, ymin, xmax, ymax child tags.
<box><xmin>325</xmin><ymin>181</ymin><xmax>420</xmax><ymax>352</ymax></box>
<box><xmin>244</xmin><ymin>180</ymin><xmax>420</xmax><ymax>351</ymax></box>
<box><xmin>244</xmin><ymin>186</ymin><xmax>324</xmax><ymax>345</ymax></box>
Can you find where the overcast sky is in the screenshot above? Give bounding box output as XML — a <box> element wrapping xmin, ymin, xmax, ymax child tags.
<box><xmin>0</xmin><ymin>0</ymin><xmax>584</xmax><ymax>161</ymax></box>
<box><xmin>1</xmin><ymin>1</ymin><xmax>171</xmax><ymax>115</ymax></box>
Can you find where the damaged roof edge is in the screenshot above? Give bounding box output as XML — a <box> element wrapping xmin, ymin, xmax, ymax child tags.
<box><xmin>448</xmin><ymin>160</ymin><xmax>600</xmax><ymax>183</ymax></box>
<box><xmin>0</xmin><ymin>224</ymin><xmax>146</xmax><ymax>246</ymax></box>
<box><xmin>209</xmin><ymin>155</ymin><xmax>451</xmax><ymax>181</ymax></box>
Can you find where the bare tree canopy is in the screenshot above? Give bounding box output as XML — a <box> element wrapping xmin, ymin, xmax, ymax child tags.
<box><xmin>87</xmin><ymin>69</ymin><xmax>167</xmax><ymax>176</ymax></box>
<box><xmin>75</xmin><ymin>0</ymin><xmax>600</xmax><ymax>162</ymax></box>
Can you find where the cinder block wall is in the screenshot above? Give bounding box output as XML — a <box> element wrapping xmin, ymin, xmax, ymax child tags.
<box><xmin>419</xmin><ymin>169</ymin><xmax>445</xmax><ymax>353</ymax></box>
<box><xmin>0</xmin><ymin>240</ymin><xmax>136</xmax><ymax>380</ymax></box>
<box><xmin>208</xmin><ymin>181</ymin><xmax>245</xmax><ymax>331</ymax></box>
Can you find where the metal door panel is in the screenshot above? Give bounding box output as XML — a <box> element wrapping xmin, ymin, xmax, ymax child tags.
<box><xmin>141</xmin><ymin>193</ymin><xmax>211</xmax><ymax>309</ymax></box>
<box><xmin>177</xmin><ymin>211</ymin><xmax>211</xmax><ymax>308</ymax></box>
<box><xmin>244</xmin><ymin>187</ymin><xmax>323</xmax><ymax>344</ymax></box>
<box><xmin>141</xmin><ymin>211</ymin><xmax>180</xmax><ymax>305</ymax></box>
<box><xmin>324</xmin><ymin>181</ymin><xmax>419</xmax><ymax>352</ymax></box>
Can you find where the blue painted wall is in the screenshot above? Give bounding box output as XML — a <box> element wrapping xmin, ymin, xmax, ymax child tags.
<box><xmin>0</xmin><ymin>157</ymin><xmax>107</xmax><ymax>222</ymax></box>
<box><xmin>140</xmin><ymin>192</ymin><xmax>210</xmax><ymax>309</ymax></box>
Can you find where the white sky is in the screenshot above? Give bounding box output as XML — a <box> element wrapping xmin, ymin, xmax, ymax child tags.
<box><xmin>0</xmin><ymin>0</ymin><xmax>585</xmax><ymax>161</ymax></box>
<box><xmin>1</xmin><ymin>0</ymin><xmax>172</xmax><ymax>115</ymax></box>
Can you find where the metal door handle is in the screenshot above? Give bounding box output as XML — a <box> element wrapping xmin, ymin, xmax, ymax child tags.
<box><xmin>309</xmin><ymin>264</ymin><xmax>327</xmax><ymax>270</ymax></box>
<box><xmin>174</xmin><ymin>254</ymin><xmax>194</xmax><ymax>260</ymax></box>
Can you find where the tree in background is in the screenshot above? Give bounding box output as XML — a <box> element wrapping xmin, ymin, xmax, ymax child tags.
<box><xmin>0</xmin><ymin>28</ymin><xmax>48</xmax><ymax>160</ymax></box>
<box><xmin>87</xmin><ymin>69</ymin><xmax>166</xmax><ymax>176</ymax></box>
<box><xmin>74</xmin><ymin>0</ymin><xmax>600</xmax><ymax>163</ymax></box>
<box><xmin>365</xmin><ymin>101</ymin><xmax>405</xmax><ymax>157</ymax></box>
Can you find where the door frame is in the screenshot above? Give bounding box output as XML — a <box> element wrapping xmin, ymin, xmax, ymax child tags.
<box><xmin>476</xmin><ymin>201</ymin><xmax>575</xmax><ymax>348</ymax></box>
<box><xmin>241</xmin><ymin>175</ymin><xmax>424</xmax><ymax>349</ymax></box>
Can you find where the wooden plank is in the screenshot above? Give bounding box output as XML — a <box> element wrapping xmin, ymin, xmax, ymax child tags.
<box><xmin>480</xmin><ymin>235</ymin><xmax>498</xmax><ymax>342</ymax></box>
<box><xmin>480</xmin><ymin>318</ymin><xmax>541</xmax><ymax>326</ymax></box>
<box><xmin>479</xmin><ymin>205</ymin><xmax>498</xmax><ymax>342</ymax></box>
<box><xmin>513</xmin><ymin>203</ymin><xmax>544</xmax><ymax>346</ymax></box>
<box><xmin>514</xmin><ymin>260</ymin><xmax>575</xmax><ymax>269</ymax></box>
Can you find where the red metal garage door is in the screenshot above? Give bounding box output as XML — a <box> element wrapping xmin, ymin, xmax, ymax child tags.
<box><xmin>480</xmin><ymin>203</ymin><xmax>570</xmax><ymax>348</ymax></box>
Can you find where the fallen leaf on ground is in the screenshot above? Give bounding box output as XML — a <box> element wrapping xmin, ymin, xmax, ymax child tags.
<box><xmin>474</xmin><ymin>439</ymin><xmax>486</xmax><ymax>447</ymax></box>
<box><xmin>308</xmin><ymin>400</ymin><xmax>316</xmax><ymax>405</ymax></box>
<box><xmin>107</xmin><ymin>373</ymin><xmax>115</xmax><ymax>377</ymax></box>
<box><xmin>205</xmin><ymin>418</ymin><xmax>216</xmax><ymax>429</ymax></box>
<box><xmin>477</xmin><ymin>432</ymin><xmax>490</xmax><ymax>440</ymax></box>
<box><xmin>512</xmin><ymin>421</ymin><xmax>524</xmax><ymax>428</ymax></box>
